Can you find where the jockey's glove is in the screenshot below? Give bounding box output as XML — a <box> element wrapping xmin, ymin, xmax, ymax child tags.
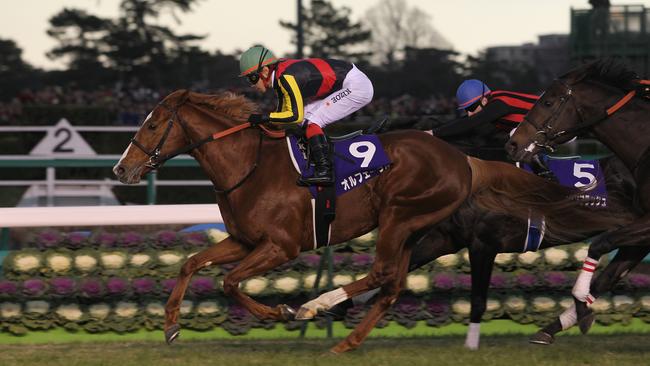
<box><xmin>247</xmin><ymin>114</ymin><xmax>270</xmax><ymax>126</ymax></box>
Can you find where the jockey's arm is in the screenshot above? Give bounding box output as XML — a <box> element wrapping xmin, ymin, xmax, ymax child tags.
<box><xmin>433</xmin><ymin>100</ymin><xmax>510</xmax><ymax>138</ymax></box>
<box><xmin>268</xmin><ymin>74</ymin><xmax>305</xmax><ymax>126</ymax></box>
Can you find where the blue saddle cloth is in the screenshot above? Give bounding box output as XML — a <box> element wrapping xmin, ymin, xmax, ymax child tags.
<box><xmin>287</xmin><ymin>134</ymin><xmax>391</xmax><ymax>197</ymax></box>
<box><xmin>520</xmin><ymin>157</ymin><xmax>608</xmax><ymax>252</ymax></box>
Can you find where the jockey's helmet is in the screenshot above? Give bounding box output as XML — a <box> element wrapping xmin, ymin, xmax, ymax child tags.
<box><xmin>239</xmin><ymin>45</ymin><xmax>279</xmax><ymax>77</ymax></box>
<box><xmin>456</xmin><ymin>79</ymin><xmax>491</xmax><ymax>110</ymax></box>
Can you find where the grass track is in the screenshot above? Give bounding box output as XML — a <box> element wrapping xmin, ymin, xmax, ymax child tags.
<box><xmin>2</xmin><ymin>334</ymin><xmax>650</xmax><ymax>366</ymax></box>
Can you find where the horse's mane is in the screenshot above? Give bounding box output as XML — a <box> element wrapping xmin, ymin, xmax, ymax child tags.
<box><xmin>567</xmin><ymin>58</ymin><xmax>639</xmax><ymax>91</ymax></box>
<box><xmin>189</xmin><ymin>91</ymin><xmax>259</xmax><ymax>120</ymax></box>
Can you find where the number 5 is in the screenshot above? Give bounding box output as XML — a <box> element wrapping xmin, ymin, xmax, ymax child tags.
<box><xmin>349</xmin><ymin>141</ymin><xmax>376</xmax><ymax>168</ymax></box>
<box><xmin>573</xmin><ymin>163</ymin><xmax>596</xmax><ymax>188</ymax></box>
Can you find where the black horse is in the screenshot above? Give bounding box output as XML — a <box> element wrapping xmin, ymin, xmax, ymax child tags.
<box><xmin>507</xmin><ymin>59</ymin><xmax>650</xmax><ymax>342</ymax></box>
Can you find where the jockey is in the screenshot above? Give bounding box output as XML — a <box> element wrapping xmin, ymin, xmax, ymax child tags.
<box><xmin>239</xmin><ymin>45</ymin><xmax>374</xmax><ymax>186</ymax></box>
<box><xmin>433</xmin><ymin>79</ymin><xmax>556</xmax><ymax>180</ymax></box>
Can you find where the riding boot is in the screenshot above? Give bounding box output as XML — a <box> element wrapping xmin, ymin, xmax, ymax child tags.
<box><xmin>530</xmin><ymin>154</ymin><xmax>558</xmax><ymax>182</ymax></box>
<box><xmin>298</xmin><ymin>134</ymin><xmax>334</xmax><ymax>186</ymax></box>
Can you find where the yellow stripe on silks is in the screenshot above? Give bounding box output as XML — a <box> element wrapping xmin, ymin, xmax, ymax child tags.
<box><xmin>270</xmin><ymin>75</ymin><xmax>304</xmax><ymax>125</ymax></box>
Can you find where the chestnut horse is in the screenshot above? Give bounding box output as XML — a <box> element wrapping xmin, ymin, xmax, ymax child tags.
<box><xmin>507</xmin><ymin>59</ymin><xmax>650</xmax><ymax>342</ymax></box>
<box><xmin>114</xmin><ymin>89</ymin><xmax>623</xmax><ymax>353</ymax></box>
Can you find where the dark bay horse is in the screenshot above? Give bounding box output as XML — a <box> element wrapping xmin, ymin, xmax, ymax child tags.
<box><xmin>506</xmin><ymin>59</ymin><xmax>650</xmax><ymax>341</ymax></box>
<box><xmin>327</xmin><ymin>155</ymin><xmax>637</xmax><ymax>350</ymax></box>
<box><xmin>114</xmin><ymin>90</ymin><xmax>623</xmax><ymax>353</ymax></box>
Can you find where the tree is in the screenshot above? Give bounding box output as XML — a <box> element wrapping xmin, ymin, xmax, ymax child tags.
<box><xmin>280</xmin><ymin>0</ymin><xmax>371</xmax><ymax>62</ymax></box>
<box><xmin>47</xmin><ymin>8</ymin><xmax>111</xmax><ymax>69</ymax></box>
<box><xmin>365</xmin><ymin>0</ymin><xmax>451</xmax><ymax>67</ymax></box>
<box><xmin>464</xmin><ymin>53</ymin><xmax>542</xmax><ymax>93</ymax></box>
<box><xmin>0</xmin><ymin>38</ymin><xmax>30</xmax><ymax>74</ymax></box>
<box><xmin>0</xmin><ymin>38</ymin><xmax>40</xmax><ymax>100</ymax></box>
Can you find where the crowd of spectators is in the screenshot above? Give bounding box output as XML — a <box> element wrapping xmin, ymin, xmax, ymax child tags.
<box><xmin>0</xmin><ymin>83</ymin><xmax>458</xmax><ymax>125</ymax></box>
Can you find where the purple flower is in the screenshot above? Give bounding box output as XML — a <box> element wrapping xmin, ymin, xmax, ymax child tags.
<box><xmin>432</xmin><ymin>273</ymin><xmax>455</xmax><ymax>290</ymax></box>
<box><xmin>543</xmin><ymin>272</ymin><xmax>569</xmax><ymax>288</ymax></box>
<box><xmin>351</xmin><ymin>253</ymin><xmax>374</xmax><ymax>268</ymax></box>
<box><xmin>300</xmin><ymin>254</ymin><xmax>321</xmax><ymax>268</ymax></box>
<box><xmin>456</xmin><ymin>274</ymin><xmax>472</xmax><ymax>290</ymax></box>
<box><xmin>79</xmin><ymin>279</ymin><xmax>104</xmax><ymax>297</ymax></box>
<box><xmin>23</xmin><ymin>279</ymin><xmax>47</xmax><ymax>296</ymax></box>
<box><xmin>190</xmin><ymin>277</ymin><xmax>215</xmax><ymax>295</ymax></box>
<box><xmin>37</xmin><ymin>231</ymin><xmax>63</xmax><ymax>249</ymax></box>
<box><xmin>332</xmin><ymin>254</ymin><xmax>347</xmax><ymax>267</ymax></box>
<box><xmin>627</xmin><ymin>273</ymin><xmax>650</xmax><ymax>288</ymax></box>
<box><xmin>427</xmin><ymin>298</ymin><xmax>450</xmax><ymax>314</ymax></box>
<box><xmin>66</xmin><ymin>232</ymin><xmax>88</xmax><ymax>249</ymax></box>
<box><xmin>490</xmin><ymin>273</ymin><xmax>509</xmax><ymax>289</ymax></box>
<box><xmin>106</xmin><ymin>277</ymin><xmax>129</xmax><ymax>295</ymax></box>
<box><xmin>0</xmin><ymin>280</ymin><xmax>18</xmax><ymax>296</ymax></box>
<box><xmin>155</xmin><ymin>230</ymin><xmax>178</xmax><ymax>248</ymax></box>
<box><xmin>182</xmin><ymin>232</ymin><xmax>208</xmax><ymax>246</ymax></box>
<box><xmin>161</xmin><ymin>278</ymin><xmax>178</xmax><ymax>294</ymax></box>
<box><xmin>132</xmin><ymin>278</ymin><xmax>156</xmax><ymax>294</ymax></box>
<box><xmin>50</xmin><ymin>277</ymin><xmax>76</xmax><ymax>295</ymax></box>
<box><xmin>94</xmin><ymin>232</ymin><xmax>118</xmax><ymax>247</ymax></box>
<box><xmin>394</xmin><ymin>297</ymin><xmax>421</xmax><ymax>315</ymax></box>
<box><xmin>515</xmin><ymin>273</ymin><xmax>538</xmax><ymax>288</ymax></box>
<box><xmin>228</xmin><ymin>304</ymin><xmax>250</xmax><ymax>319</ymax></box>
<box><xmin>119</xmin><ymin>232</ymin><xmax>143</xmax><ymax>248</ymax></box>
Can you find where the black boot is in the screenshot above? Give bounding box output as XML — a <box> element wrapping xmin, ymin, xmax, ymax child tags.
<box><xmin>530</xmin><ymin>154</ymin><xmax>558</xmax><ymax>182</ymax></box>
<box><xmin>298</xmin><ymin>134</ymin><xmax>334</xmax><ymax>186</ymax></box>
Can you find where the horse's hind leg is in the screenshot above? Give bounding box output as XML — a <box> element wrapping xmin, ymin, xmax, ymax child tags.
<box><xmin>164</xmin><ymin>237</ymin><xmax>250</xmax><ymax>343</ymax></box>
<box><xmin>330</xmin><ymin>246</ymin><xmax>412</xmax><ymax>354</ymax></box>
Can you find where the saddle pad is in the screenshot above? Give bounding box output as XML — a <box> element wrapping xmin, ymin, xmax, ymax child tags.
<box><xmin>287</xmin><ymin>134</ymin><xmax>391</xmax><ymax>197</ymax></box>
<box><xmin>523</xmin><ymin>158</ymin><xmax>607</xmax><ymax>206</ymax></box>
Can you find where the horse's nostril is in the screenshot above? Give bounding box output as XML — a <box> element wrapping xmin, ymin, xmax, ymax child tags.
<box><xmin>114</xmin><ymin>165</ymin><xmax>126</xmax><ymax>176</ymax></box>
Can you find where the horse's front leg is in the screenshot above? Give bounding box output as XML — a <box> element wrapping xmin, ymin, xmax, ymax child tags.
<box><xmin>164</xmin><ymin>236</ymin><xmax>251</xmax><ymax>343</ymax></box>
<box><xmin>222</xmin><ymin>240</ymin><xmax>299</xmax><ymax>320</ymax></box>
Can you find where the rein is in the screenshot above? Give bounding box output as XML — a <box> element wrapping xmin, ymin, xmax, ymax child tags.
<box><xmin>131</xmin><ymin>98</ymin><xmax>287</xmax><ymax>195</ymax></box>
<box><xmin>528</xmin><ymin>79</ymin><xmax>650</xmax><ymax>152</ymax></box>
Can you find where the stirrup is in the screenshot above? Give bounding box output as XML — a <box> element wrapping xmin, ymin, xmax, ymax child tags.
<box><xmin>297</xmin><ymin>176</ymin><xmax>334</xmax><ymax>187</ymax></box>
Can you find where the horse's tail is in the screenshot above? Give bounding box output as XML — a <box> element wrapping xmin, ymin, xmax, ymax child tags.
<box><xmin>467</xmin><ymin>157</ymin><xmax>629</xmax><ymax>242</ymax></box>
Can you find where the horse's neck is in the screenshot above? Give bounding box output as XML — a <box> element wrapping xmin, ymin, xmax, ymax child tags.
<box><xmin>593</xmin><ymin>101</ymin><xmax>650</xmax><ymax>172</ymax></box>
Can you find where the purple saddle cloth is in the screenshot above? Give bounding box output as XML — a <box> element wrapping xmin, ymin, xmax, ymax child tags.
<box><xmin>287</xmin><ymin>134</ymin><xmax>391</xmax><ymax>197</ymax></box>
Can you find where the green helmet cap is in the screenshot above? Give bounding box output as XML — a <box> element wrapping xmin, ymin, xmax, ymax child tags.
<box><xmin>239</xmin><ymin>45</ymin><xmax>279</xmax><ymax>76</ymax></box>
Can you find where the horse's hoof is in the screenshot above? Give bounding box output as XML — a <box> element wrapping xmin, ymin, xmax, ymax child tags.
<box><xmin>278</xmin><ymin>304</ymin><xmax>296</xmax><ymax>321</ymax></box>
<box><xmin>165</xmin><ymin>324</ymin><xmax>181</xmax><ymax>344</ymax></box>
<box><xmin>295</xmin><ymin>306</ymin><xmax>317</xmax><ymax>320</ymax></box>
<box><xmin>529</xmin><ymin>331</ymin><xmax>554</xmax><ymax>345</ymax></box>
<box><xmin>578</xmin><ymin>311</ymin><xmax>596</xmax><ymax>334</ymax></box>
<box><xmin>330</xmin><ymin>343</ymin><xmax>351</xmax><ymax>354</ymax></box>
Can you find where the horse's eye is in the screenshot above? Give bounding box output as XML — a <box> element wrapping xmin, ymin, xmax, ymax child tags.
<box><xmin>148</xmin><ymin>123</ymin><xmax>157</xmax><ymax>130</ymax></box>
<box><xmin>544</xmin><ymin>101</ymin><xmax>553</xmax><ymax>107</ymax></box>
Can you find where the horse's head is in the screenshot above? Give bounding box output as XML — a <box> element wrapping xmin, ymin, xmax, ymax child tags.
<box><xmin>506</xmin><ymin>77</ymin><xmax>587</xmax><ymax>163</ymax></box>
<box><xmin>113</xmin><ymin>90</ymin><xmax>192</xmax><ymax>184</ymax></box>
<box><xmin>506</xmin><ymin>59</ymin><xmax>639</xmax><ymax>163</ymax></box>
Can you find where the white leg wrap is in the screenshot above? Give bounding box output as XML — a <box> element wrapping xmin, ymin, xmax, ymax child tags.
<box><xmin>464</xmin><ymin>322</ymin><xmax>481</xmax><ymax>350</ymax></box>
<box><xmin>572</xmin><ymin>257</ymin><xmax>599</xmax><ymax>301</ymax></box>
<box><xmin>302</xmin><ymin>287</ymin><xmax>349</xmax><ymax>314</ymax></box>
<box><xmin>559</xmin><ymin>304</ymin><xmax>577</xmax><ymax>330</ymax></box>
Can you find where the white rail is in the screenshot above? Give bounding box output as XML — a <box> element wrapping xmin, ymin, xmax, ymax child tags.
<box><xmin>0</xmin><ymin>204</ymin><xmax>223</xmax><ymax>228</ymax></box>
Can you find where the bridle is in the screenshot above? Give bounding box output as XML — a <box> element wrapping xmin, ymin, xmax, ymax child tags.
<box><xmin>525</xmin><ymin>78</ymin><xmax>647</xmax><ymax>153</ymax></box>
<box><xmin>129</xmin><ymin>95</ymin><xmax>283</xmax><ymax>194</ymax></box>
